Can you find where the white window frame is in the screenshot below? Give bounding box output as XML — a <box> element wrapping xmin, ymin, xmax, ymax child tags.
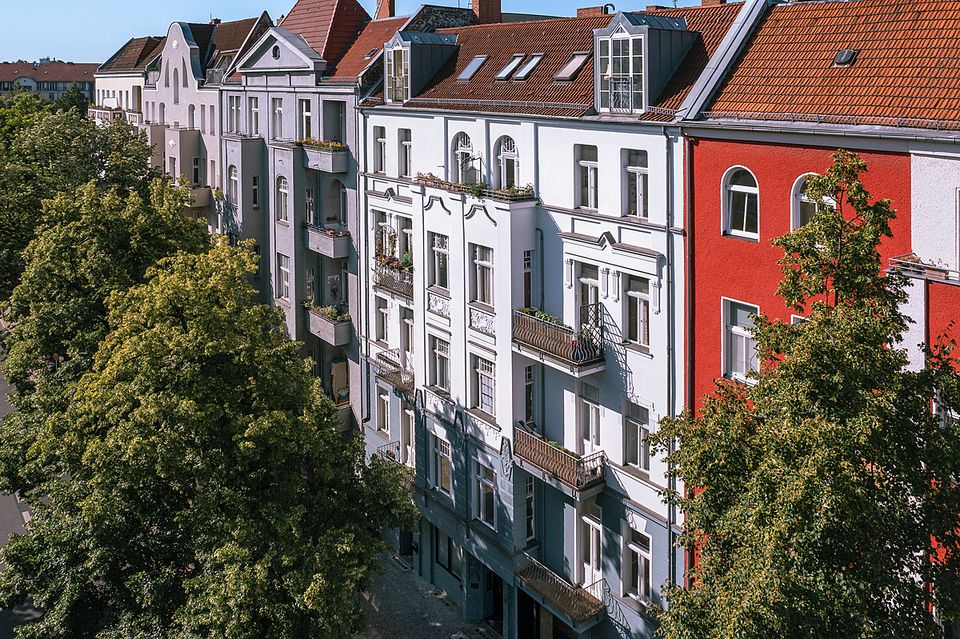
<box><xmin>624</xmin><ymin>402</ymin><xmax>650</xmax><ymax>471</ymax></box>
<box><xmin>399</xmin><ymin>128</ymin><xmax>413</xmax><ymax>178</ymax></box>
<box><xmin>228</xmin><ymin>95</ymin><xmax>240</xmax><ymax>133</ymax></box>
<box><xmin>722</xmin><ymin>166</ymin><xmax>760</xmax><ymax>239</ymax></box>
<box><xmin>723</xmin><ymin>298</ymin><xmax>759</xmax><ymax>383</ymax></box>
<box><xmin>298</xmin><ymin>98</ymin><xmax>312</xmax><ymax>140</ymax></box>
<box><xmin>791</xmin><ymin>172</ymin><xmax>835</xmax><ymax>230</ymax></box>
<box><xmin>453</xmin><ymin>132</ymin><xmax>478</xmax><ymax>184</ymax></box>
<box><xmin>373</xmin><ymin>126</ymin><xmax>387</xmax><ymax>173</ymax></box>
<box><xmin>472</xmin><ymin>355</ymin><xmax>496</xmax><ymax>417</ymax></box>
<box><xmin>579</xmin><ymin>383</ymin><xmax>602</xmax><ymax>456</ymax></box>
<box><xmin>577</xmin><ymin>145</ymin><xmax>599</xmax><ymax>209</ymax></box>
<box><xmin>598</xmin><ymin>32</ymin><xmax>645</xmax><ymax>114</ymax></box>
<box><xmin>276</xmin><ymin>176</ymin><xmax>289</xmax><ymax>222</ymax></box>
<box><xmin>622</xmin><ymin>523</ymin><xmax>652</xmax><ymax>604</ymax></box>
<box><xmin>227</xmin><ymin>165</ymin><xmax>238</xmax><ymax>204</ymax></box>
<box><xmin>625</xmin><ymin>149</ymin><xmax>648</xmax><ymax>218</ymax></box>
<box><xmin>496</xmin><ymin>136</ymin><xmax>519</xmax><ymax>190</ymax></box>
<box><xmin>376</xmin><ymin>389</ymin><xmax>390</xmax><ymax>433</ymax></box>
<box><xmin>429</xmin><ymin>233</ymin><xmax>449</xmax><ymax>290</ymax></box>
<box><xmin>625</xmin><ymin>275</ymin><xmax>650</xmax><ymax>348</ymax></box>
<box><xmin>524</xmin><ymin>475</ymin><xmax>536</xmax><ymax>543</ymax></box>
<box><xmin>375</xmin><ymin>296</ymin><xmax>389</xmax><ymax>342</ymax></box>
<box><xmin>430</xmin><ymin>335</ymin><xmax>450</xmax><ymax>392</ymax></box>
<box><xmin>579</xmin><ymin>501</ymin><xmax>603</xmax><ymax>586</ymax></box>
<box><xmin>248</xmin><ymin>96</ymin><xmax>259</xmax><ymax>135</ymax></box>
<box><xmin>432</xmin><ymin>435</ymin><xmax>452</xmax><ymax>496</ymax></box>
<box><xmin>474</xmin><ymin>459</ymin><xmax>497</xmax><ymax>529</ymax></box>
<box><xmin>386</xmin><ymin>46</ymin><xmax>409</xmax><ymax>103</ymax></box>
<box><xmin>471</xmin><ymin>244</ymin><xmax>494</xmax><ymax>307</ymax></box>
<box><xmin>271</xmin><ymin>98</ymin><xmax>283</xmax><ymax>139</ymax></box>
<box><xmin>276</xmin><ymin>253</ymin><xmax>290</xmax><ymax>301</ymax></box>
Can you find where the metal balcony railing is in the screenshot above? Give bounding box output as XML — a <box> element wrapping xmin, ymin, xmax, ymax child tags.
<box><xmin>376</xmin><ymin>440</ymin><xmax>402</xmax><ymax>463</ymax></box>
<box><xmin>513</xmin><ymin>426</ymin><xmax>605</xmax><ymax>491</ymax></box>
<box><xmin>376</xmin><ymin>348</ymin><xmax>414</xmax><ymax>395</ymax></box>
<box><xmin>515</xmin><ymin>550</ymin><xmax>604</xmax><ymax>626</ymax></box>
<box><xmin>512</xmin><ymin>304</ymin><xmax>604</xmax><ymax>367</ymax></box>
<box><xmin>889</xmin><ymin>253</ymin><xmax>960</xmax><ymax>284</ymax></box>
<box><xmin>603</xmin><ymin>74</ymin><xmax>641</xmax><ymax>114</ymax></box>
<box><xmin>374</xmin><ymin>261</ymin><xmax>414</xmax><ymax>299</ymax></box>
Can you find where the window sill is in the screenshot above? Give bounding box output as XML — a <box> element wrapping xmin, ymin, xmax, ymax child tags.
<box><xmin>426</xmin><ymin>385</ymin><xmax>452</xmax><ymax>401</ymax></box>
<box><xmin>609</xmin><ymin>460</ymin><xmax>659</xmax><ymax>488</ymax></box>
<box><xmin>622</xmin><ymin>342</ymin><xmax>653</xmax><ymax>358</ymax></box>
<box><xmin>428</xmin><ymin>286</ymin><xmax>451</xmax><ymax>299</ymax></box>
<box><xmin>467</xmin><ymin>300</ymin><xmax>496</xmax><ymax>315</ymax></box>
<box><xmin>722</xmin><ymin>231</ymin><xmax>759</xmax><ymax>243</ymax></box>
<box><xmin>275</xmin><ymin>219</ymin><xmax>290</xmax><ymax>227</ymax></box>
<box><xmin>472</xmin><ymin>517</ymin><xmax>497</xmax><ymax>534</ymax></box>
<box><xmin>275</xmin><ymin>298</ymin><xmax>291</xmax><ymax>309</ymax></box>
<box><xmin>724</xmin><ymin>372</ymin><xmax>758</xmax><ymax>386</ymax></box>
<box><xmin>466</xmin><ymin>407</ymin><xmax>498</xmax><ymax>430</ymax></box>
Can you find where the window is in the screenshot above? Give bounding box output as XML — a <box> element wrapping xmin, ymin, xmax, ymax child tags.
<box><xmin>458</xmin><ymin>55</ymin><xmax>488</xmax><ymax>81</ymax></box>
<box><xmin>298</xmin><ymin>99</ymin><xmax>312</xmax><ymax>140</ymax></box>
<box><xmin>401</xmin><ymin>307</ymin><xmax>414</xmax><ymax>367</ymax></box>
<box><xmin>471</xmin><ymin>244</ymin><xmax>494</xmax><ymax>306</ymax></box>
<box><xmin>209</xmin><ymin>160</ymin><xmax>216</xmax><ymax>188</ymax></box>
<box><xmin>430</xmin><ymin>336</ymin><xmax>450</xmax><ymax>392</ymax></box>
<box><xmin>276</xmin><ymin>176</ymin><xmax>289</xmax><ymax>222</ymax></box>
<box><xmin>172</xmin><ymin>68</ymin><xmax>179</xmax><ymax>104</ymax></box>
<box><xmin>228</xmin><ymin>95</ymin><xmax>240</xmax><ymax>132</ymax></box>
<box><xmin>305</xmin><ymin>188</ymin><xmax>316</xmax><ymax>226</ymax></box>
<box><xmin>272</xmin><ymin>45</ymin><xmax>281</xmax><ymax>60</ymax></box>
<box><xmin>386</xmin><ymin>46</ymin><xmax>409</xmax><ymax>103</ymax></box>
<box><xmin>271</xmin><ymin>98</ymin><xmax>283</xmax><ymax>139</ymax></box>
<box><xmin>376</xmin><ymin>389</ymin><xmax>390</xmax><ymax>433</ymax></box>
<box><xmin>524</xmin><ymin>476</ymin><xmax>536</xmax><ymax>542</ymax></box>
<box><xmin>577</xmin><ymin>145</ymin><xmax>599</xmax><ymax>209</ymax></box>
<box><xmin>433</xmin><ymin>436</ymin><xmax>452</xmax><ymax>495</ymax></box>
<box><xmin>228</xmin><ymin>165</ymin><xmax>238</xmax><ymax>204</ymax></box>
<box><xmin>523</xmin><ymin>365</ymin><xmax>535</xmax><ymax>425</ymax></box>
<box><xmin>495</xmin><ymin>54</ymin><xmax>526</xmax><ymax>81</ymax></box>
<box><xmin>792</xmin><ymin>173</ymin><xmax>833</xmax><ymax>229</ymax></box>
<box><xmin>624</xmin><ymin>402</ymin><xmax>650</xmax><ymax>471</ymax></box>
<box><xmin>474</xmin><ymin>460</ymin><xmax>497</xmax><ymax>528</ymax></box>
<box><xmin>624</xmin><ymin>527</ymin><xmax>652</xmax><ymax>603</ymax></box>
<box><xmin>399</xmin><ymin>129</ymin><xmax>412</xmax><ymax>178</ymax></box>
<box><xmin>626</xmin><ymin>276</ymin><xmax>650</xmax><ymax>347</ymax></box>
<box><xmin>625</xmin><ymin>149</ymin><xmax>648</xmax><ymax>218</ymax></box>
<box><xmin>554</xmin><ymin>52</ymin><xmax>591</xmax><ymax>81</ymax></box>
<box><xmin>580</xmin><ymin>502</ymin><xmax>602</xmax><ymax>585</ymax></box>
<box><xmin>429</xmin><ymin>233</ymin><xmax>449</xmax><ymax>290</ymax></box>
<box><xmin>159</xmin><ymin>102</ymin><xmax>166</xmax><ymax>124</ymax></box>
<box><xmin>375</xmin><ymin>296</ymin><xmax>388</xmax><ymax>342</ymax></box>
<box><xmin>251</xmin><ymin>176</ymin><xmax>260</xmax><ymax>208</ymax></box>
<box><xmin>323</xmin><ymin>101</ymin><xmax>345</xmax><ymax>143</ymax></box>
<box><xmin>188</xmin><ymin>104</ymin><xmax>196</xmax><ymax>129</ymax></box>
<box><xmin>514</xmin><ymin>54</ymin><xmax>544</xmax><ymax>81</ymax></box>
<box><xmin>434</xmin><ymin>527</ymin><xmax>462</xmax><ymax>578</ymax></box>
<box><xmin>209</xmin><ymin>106</ymin><xmax>216</xmax><ymax>135</ymax></box>
<box><xmin>192</xmin><ymin>157</ymin><xmax>201</xmax><ymax>185</ymax></box>
<box><xmin>248</xmin><ymin>97</ymin><xmax>259</xmax><ymax>135</ymax></box>
<box><xmin>200</xmin><ymin>104</ymin><xmax>206</xmax><ymax>132</ymax></box>
<box><xmin>472</xmin><ymin>355</ymin><xmax>496</xmax><ymax>416</ymax></box>
<box><xmin>724</xmin><ymin>300</ymin><xmax>759</xmax><ymax>381</ymax></box>
<box><xmin>276</xmin><ymin>253</ymin><xmax>290</xmax><ymax>300</ymax></box>
<box><xmin>496</xmin><ymin>136</ymin><xmax>519</xmax><ymax>189</ymax></box>
<box><xmin>523</xmin><ymin>250</ymin><xmax>534</xmax><ymax>308</ymax></box>
<box><xmin>453</xmin><ymin>132</ymin><xmax>478</xmax><ymax>184</ymax></box>
<box><xmin>579</xmin><ymin>383</ymin><xmax>601</xmax><ymax>455</ymax></box>
<box><xmin>598</xmin><ymin>33</ymin><xmax>644</xmax><ymax>112</ymax></box>
<box><xmin>373</xmin><ymin>126</ymin><xmax>386</xmax><ymax>173</ymax></box>
<box><xmin>724</xmin><ymin>168</ymin><xmax>759</xmax><ymax>238</ymax></box>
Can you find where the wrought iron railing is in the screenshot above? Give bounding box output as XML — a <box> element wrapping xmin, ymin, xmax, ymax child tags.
<box><xmin>376</xmin><ymin>348</ymin><xmax>414</xmax><ymax>395</ymax></box>
<box><xmin>515</xmin><ymin>550</ymin><xmax>604</xmax><ymax>626</ymax></box>
<box><xmin>374</xmin><ymin>261</ymin><xmax>414</xmax><ymax>299</ymax></box>
<box><xmin>376</xmin><ymin>440</ymin><xmax>402</xmax><ymax>463</ymax></box>
<box><xmin>512</xmin><ymin>304</ymin><xmax>604</xmax><ymax>366</ymax></box>
<box><xmin>513</xmin><ymin>425</ymin><xmax>605</xmax><ymax>490</ymax></box>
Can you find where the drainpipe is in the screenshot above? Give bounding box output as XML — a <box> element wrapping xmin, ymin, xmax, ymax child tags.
<box><xmin>681</xmin><ymin>127</ymin><xmax>696</xmax><ymax>587</ymax></box>
<box><xmin>663</xmin><ymin>126</ymin><xmax>677</xmax><ymax>590</ymax></box>
<box><xmin>359</xmin><ymin>106</ymin><xmax>372</xmax><ymax>426</ymax></box>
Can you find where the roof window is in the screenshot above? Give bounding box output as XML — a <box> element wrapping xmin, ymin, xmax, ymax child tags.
<box><xmin>832</xmin><ymin>49</ymin><xmax>858</xmax><ymax>67</ymax></box>
<box><xmin>495</xmin><ymin>54</ymin><xmax>526</xmax><ymax>81</ymax></box>
<box><xmin>458</xmin><ymin>55</ymin><xmax>489</xmax><ymax>81</ymax></box>
<box><xmin>363</xmin><ymin>48</ymin><xmax>378</xmax><ymax>60</ymax></box>
<box><xmin>513</xmin><ymin>54</ymin><xmax>544</xmax><ymax>81</ymax></box>
<box><xmin>554</xmin><ymin>52</ymin><xmax>591</xmax><ymax>82</ymax></box>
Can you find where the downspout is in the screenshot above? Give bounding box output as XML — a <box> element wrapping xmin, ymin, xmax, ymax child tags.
<box><xmin>663</xmin><ymin>126</ymin><xmax>677</xmax><ymax>590</ymax></box>
<box><xmin>682</xmin><ymin>127</ymin><xmax>696</xmax><ymax>588</ymax></box>
<box><xmin>359</xmin><ymin>104</ymin><xmax>372</xmax><ymax>426</ymax></box>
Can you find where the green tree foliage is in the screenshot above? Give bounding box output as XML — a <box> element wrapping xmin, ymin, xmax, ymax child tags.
<box><xmin>0</xmin><ymin>109</ymin><xmax>158</xmax><ymax>300</ymax></box>
<box><xmin>0</xmin><ymin>242</ymin><xmax>418</xmax><ymax>638</ymax></box>
<box><xmin>0</xmin><ymin>92</ymin><xmax>50</xmax><ymax>154</ymax></box>
<box><xmin>652</xmin><ymin>150</ymin><xmax>960</xmax><ymax>639</ymax></box>
<box><xmin>54</xmin><ymin>83</ymin><xmax>89</xmax><ymax>116</ymax></box>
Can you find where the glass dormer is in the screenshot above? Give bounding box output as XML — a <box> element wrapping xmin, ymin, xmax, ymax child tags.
<box><xmin>386</xmin><ymin>45</ymin><xmax>409</xmax><ymax>103</ymax></box>
<box><xmin>598</xmin><ymin>26</ymin><xmax>644</xmax><ymax>113</ymax></box>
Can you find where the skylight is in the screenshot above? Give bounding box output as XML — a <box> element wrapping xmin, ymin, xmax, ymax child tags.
<box><xmin>554</xmin><ymin>52</ymin><xmax>591</xmax><ymax>82</ymax></box>
<box><xmin>513</xmin><ymin>54</ymin><xmax>544</xmax><ymax>81</ymax></box>
<box><xmin>495</xmin><ymin>54</ymin><xmax>526</xmax><ymax>81</ymax></box>
<box><xmin>832</xmin><ymin>48</ymin><xmax>858</xmax><ymax>67</ymax></box>
<box><xmin>458</xmin><ymin>55</ymin><xmax>488</xmax><ymax>81</ymax></box>
<box><xmin>363</xmin><ymin>48</ymin><xmax>378</xmax><ymax>60</ymax></box>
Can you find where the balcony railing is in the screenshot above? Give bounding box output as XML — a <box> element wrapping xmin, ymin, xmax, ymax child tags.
<box><xmin>306</xmin><ymin>306</ymin><xmax>351</xmax><ymax>347</ymax></box>
<box><xmin>889</xmin><ymin>253</ymin><xmax>960</xmax><ymax>284</ymax></box>
<box><xmin>515</xmin><ymin>550</ymin><xmax>605</xmax><ymax>627</ymax></box>
<box><xmin>374</xmin><ymin>261</ymin><xmax>414</xmax><ymax>299</ymax></box>
<box><xmin>514</xmin><ymin>426</ymin><xmax>605</xmax><ymax>491</ymax></box>
<box><xmin>376</xmin><ymin>440</ymin><xmax>402</xmax><ymax>463</ymax></box>
<box><xmin>377</xmin><ymin>348</ymin><xmax>414</xmax><ymax>396</ymax></box>
<box><xmin>416</xmin><ymin>173</ymin><xmax>537</xmax><ymax>203</ymax></box>
<box><xmin>205</xmin><ymin>68</ymin><xmax>225</xmax><ymax>86</ymax></box>
<box><xmin>513</xmin><ymin>304</ymin><xmax>604</xmax><ymax>367</ymax></box>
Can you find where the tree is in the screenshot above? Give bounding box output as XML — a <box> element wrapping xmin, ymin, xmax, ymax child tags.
<box><xmin>0</xmin><ymin>91</ymin><xmax>50</xmax><ymax>154</ymax></box>
<box><xmin>0</xmin><ymin>241</ymin><xmax>418</xmax><ymax>638</ymax></box>
<box><xmin>54</xmin><ymin>83</ymin><xmax>89</xmax><ymax>116</ymax></box>
<box><xmin>652</xmin><ymin>150</ymin><xmax>960</xmax><ymax>639</ymax></box>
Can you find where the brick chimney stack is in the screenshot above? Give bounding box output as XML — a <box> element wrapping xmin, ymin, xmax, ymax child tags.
<box><xmin>210</xmin><ymin>17</ymin><xmax>221</xmax><ymax>25</ymax></box>
<box><xmin>376</xmin><ymin>0</ymin><xmax>395</xmax><ymax>19</ymax></box>
<box><xmin>701</xmin><ymin>0</ymin><xmax>727</xmax><ymax>5</ymax></box>
<box><xmin>472</xmin><ymin>0</ymin><xmax>502</xmax><ymax>24</ymax></box>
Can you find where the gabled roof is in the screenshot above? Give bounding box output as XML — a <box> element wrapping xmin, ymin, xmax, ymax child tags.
<box><xmin>279</xmin><ymin>0</ymin><xmax>371</xmax><ymax>66</ymax></box>
<box><xmin>705</xmin><ymin>0</ymin><xmax>960</xmax><ymax>128</ymax></box>
<box><xmin>329</xmin><ymin>16</ymin><xmax>408</xmax><ymax>80</ymax></box>
<box><xmin>0</xmin><ymin>61</ymin><xmax>99</xmax><ymax>83</ymax></box>
<box><xmin>98</xmin><ymin>36</ymin><xmax>165</xmax><ymax>73</ymax></box>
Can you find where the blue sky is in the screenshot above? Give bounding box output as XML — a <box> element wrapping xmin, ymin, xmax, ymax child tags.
<box><xmin>1</xmin><ymin>0</ymin><xmax>697</xmax><ymax>64</ymax></box>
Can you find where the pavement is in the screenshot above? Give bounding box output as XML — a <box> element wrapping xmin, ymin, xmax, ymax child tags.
<box><xmin>356</xmin><ymin>553</ymin><xmax>500</xmax><ymax>639</ymax></box>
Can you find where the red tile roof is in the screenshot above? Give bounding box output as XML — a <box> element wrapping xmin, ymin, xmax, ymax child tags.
<box><xmin>329</xmin><ymin>16</ymin><xmax>408</xmax><ymax>79</ymax></box>
<box><xmin>98</xmin><ymin>37</ymin><xmax>165</xmax><ymax>73</ymax></box>
<box><xmin>707</xmin><ymin>0</ymin><xmax>960</xmax><ymax>126</ymax></box>
<box><xmin>0</xmin><ymin>62</ymin><xmax>98</xmax><ymax>83</ymax></box>
<box><xmin>213</xmin><ymin>17</ymin><xmax>260</xmax><ymax>53</ymax></box>
<box><xmin>280</xmin><ymin>0</ymin><xmax>371</xmax><ymax>66</ymax></box>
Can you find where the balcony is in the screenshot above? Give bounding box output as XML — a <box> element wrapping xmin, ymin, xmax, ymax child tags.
<box><xmin>512</xmin><ymin>304</ymin><xmax>605</xmax><ymax>377</ymax></box>
<box><xmin>205</xmin><ymin>68</ymin><xmax>225</xmax><ymax>86</ymax></box>
<box><xmin>306</xmin><ymin>225</ymin><xmax>351</xmax><ymax>259</ymax></box>
<box><xmin>416</xmin><ymin>173</ymin><xmax>537</xmax><ymax>203</ymax></box>
<box><xmin>513</xmin><ymin>426</ymin><xmax>605</xmax><ymax>495</ymax></box>
<box><xmin>375</xmin><ymin>441</ymin><xmax>415</xmax><ymax>491</ymax></box>
<box><xmin>89</xmin><ymin>106</ymin><xmax>125</xmax><ymax>125</ymax></box>
<box><xmin>302</xmin><ymin>140</ymin><xmax>349</xmax><ymax>173</ymax></box>
<box><xmin>515</xmin><ymin>550</ymin><xmax>605</xmax><ymax>630</ymax></box>
<box><xmin>377</xmin><ymin>348</ymin><xmax>414</xmax><ymax>396</ymax></box>
<box><xmin>306</xmin><ymin>306</ymin><xmax>351</xmax><ymax>347</ymax></box>
<box><xmin>373</xmin><ymin>260</ymin><xmax>414</xmax><ymax>300</ymax></box>
<box><xmin>889</xmin><ymin>253</ymin><xmax>960</xmax><ymax>284</ymax></box>
<box><xmin>185</xmin><ymin>185</ymin><xmax>212</xmax><ymax>209</ymax></box>
<box><xmin>125</xmin><ymin>111</ymin><xmax>143</xmax><ymax>126</ymax></box>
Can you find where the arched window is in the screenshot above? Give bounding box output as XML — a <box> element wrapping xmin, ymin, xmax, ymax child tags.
<box><xmin>159</xmin><ymin>102</ymin><xmax>166</xmax><ymax>124</ymax></box>
<box><xmin>188</xmin><ymin>104</ymin><xmax>196</xmax><ymax>129</ymax></box>
<box><xmin>276</xmin><ymin>176</ymin><xmax>289</xmax><ymax>222</ymax></box>
<box><xmin>723</xmin><ymin>167</ymin><xmax>759</xmax><ymax>239</ymax></box>
<box><xmin>453</xmin><ymin>132</ymin><xmax>478</xmax><ymax>184</ymax></box>
<box><xmin>182</xmin><ymin>59</ymin><xmax>188</xmax><ymax>87</ymax></box>
<box><xmin>496</xmin><ymin>136</ymin><xmax>519</xmax><ymax>189</ymax></box>
<box><xmin>791</xmin><ymin>173</ymin><xmax>834</xmax><ymax>230</ymax></box>
<box><xmin>173</xmin><ymin>68</ymin><xmax>180</xmax><ymax>104</ymax></box>
<box><xmin>228</xmin><ymin>166</ymin><xmax>238</xmax><ymax>204</ymax></box>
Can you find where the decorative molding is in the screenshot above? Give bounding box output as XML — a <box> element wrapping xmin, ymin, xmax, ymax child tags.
<box><xmin>469</xmin><ymin>306</ymin><xmax>496</xmax><ymax>336</ymax></box>
<box><xmin>465</xmin><ymin>203</ymin><xmax>497</xmax><ymax>226</ymax></box>
<box><xmin>428</xmin><ymin>291</ymin><xmax>451</xmax><ymax>318</ymax></box>
<box><xmin>499</xmin><ymin>437</ymin><xmax>513</xmax><ymax>479</ymax></box>
<box><xmin>423</xmin><ymin>195</ymin><xmax>451</xmax><ymax>214</ymax></box>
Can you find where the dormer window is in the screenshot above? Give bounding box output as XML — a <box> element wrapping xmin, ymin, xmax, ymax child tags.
<box><xmin>598</xmin><ymin>31</ymin><xmax>644</xmax><ymax>113</ymax></box>
<box><xmin>386</xmin><ymin>46</ymin><xmax>409</xmax><ymax>103</ymax></box>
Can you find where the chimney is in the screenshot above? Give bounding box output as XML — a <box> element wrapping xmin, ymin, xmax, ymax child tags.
<box><xmin>700</xmin><ymin>0</ymin><xmax>727</xmax><ymax>4</ymax></box>
<box><xmin>577</xmin><ymin>4</ymin><xmax>614</xmax><ymax>16</ymax></box>
<box><xmin>210</xmin><ymin>17</ymin><xmax>221</xmax><ymax>25</ymax></box>
<box><xmin>376</xmin><ymin>0</ymin><xmax>395</xmax><ymax>19</ymax></box>
<box><xmin>472</xmin><ymin>0</ymin><xmax>502</xmax><ymax>24</ymax></box>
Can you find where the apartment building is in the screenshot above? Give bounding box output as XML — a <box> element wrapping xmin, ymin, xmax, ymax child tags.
<box><xmin>358</xmin><ymin>2</ymin><xmax>741</xmax><ymax>636</ymax></box>
<box><xmin>139</xmin><ymin>15</ymin><xmax>271</xmax><ymax>231</ymax></box>
<box><xmin>0</xmin><ymin>61</ymin><xmax>96</xmax><ymax>102</ymax></box>
<box><xmin>92</xmin><ymin>36</ymin><xmax>165</xmax><ymax>126</ymax></box>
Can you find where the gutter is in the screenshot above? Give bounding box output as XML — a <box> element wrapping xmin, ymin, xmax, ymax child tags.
<box><xmin>681</xmin><ymin>127</ymin><xmax>696</xmax><ymax>588</ymax></box>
